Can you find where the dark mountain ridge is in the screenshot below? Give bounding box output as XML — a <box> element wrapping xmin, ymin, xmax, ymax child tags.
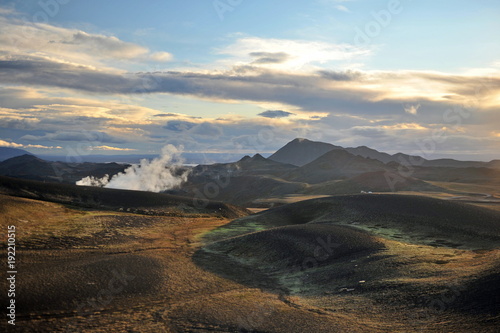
<box><xmin>269</xmin><ymin>138</ymin><xmax>499</xmax><ymax>169</ymax></box>
<box><xmin>283</xmin><ymin>149</ymin><xmax>390</xmax><ymax>184</ymax></box>
<box><xmin>0</xmin><ymin>154</ymin><xmax>128</xmax><ymax>183</ymax></box>
<box><xmin>0</xmin><ymin>147</ymin><xmax>33</xmax><ymax>161</ymax></box>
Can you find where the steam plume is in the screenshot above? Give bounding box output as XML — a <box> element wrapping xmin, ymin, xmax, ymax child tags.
<box><xmin>76</xmin><ymin>145</ymin><xmax>189</xmax><ymax>192</ymax></box>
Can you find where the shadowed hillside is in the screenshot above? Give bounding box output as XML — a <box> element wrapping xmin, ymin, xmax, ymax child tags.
<box><xmin>203</xmin><ymin>194</ymin><xmax>500</xmax><ymax>248</ymax></box>
<box><xmin>0</xmin><ymin>154</ymin><xmax>128</xmax><ymax>183</ymax></box>
<box><xmin>283</xmin><ymin>149</ymin><xmax>389</xmax><ymax>183</ymax></box>
<box><xmin>412</xmin><ymin>165</ymin><xmax>500</xmax><ymax>184</ymax></box>
<box><xmin>268</xmin><ymin>138</ymin><xmax>342</xmax><ymax>166</ymax></box>
<box><xmin>0</xmin><ymin>175</ymin><xmax>248</xmax><ymax>218</ymax></box>
<box><xmin>268</xmin><ymin>138</ymin><xmax>500</xmax><ymax>169</ymax></box>
<box><xmin>194</xmin><ymin>194</ymin><xmax>500</xmax><ymax>331</ymax></box>
<box><xmin>306</xmin><ymin>171</ymin><xmax>446</xmax><ymax>194</ymax></box>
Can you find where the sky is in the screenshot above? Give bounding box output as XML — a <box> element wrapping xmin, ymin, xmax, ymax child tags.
<box><xmin>0</xmin><ymin>0</ymin><xmax>499</xmax><ymax>161</ymax></box>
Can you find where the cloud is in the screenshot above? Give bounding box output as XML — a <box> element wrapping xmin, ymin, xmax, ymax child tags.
<box><xmin>250</xmin><ymin>52</ymin><xmax>290</xmax><ymax>65</ymax></box>
<box><xmin>258</xmin><ymin>110</ymin><xmax>295</xmax><ymax>118</ymax></box>
<box><xmin>154</xmin><ymin>113</ymin><xmax>180</xmax><ymax>117</ymax></box>
<box><xmin>0</xmin><ymin>14</ymin><xmax>499</xmax><ymax>160</ymax></box>
<box><xmin>216</xmin><ymin>36</ymin><xmax>370</xmax><ymax>70</ymax></box>
<box><xmin>163</xmin><ymin>120</ymin><xmax>196</xmax><ymax>132</ymax></box>
<box><xmin>149</xmin><ymin>51</ymin><xmax>173</xmax><ymax>62</ymax></box>
<box><xmin>350</xmin><ymin>126</ymin><xmax>387</xmax><ymax>138</ymax></box>
<box><xmin>162</xmin><ymin>120</ymin><xmax>223</xmax><ymax>137</ymax></box>
<box><xmin>335</xmin><ymin>5</ymin><xmax>350</xmax><ymax>12</ymax></box>
<box><xmin>0</xmin><ymin>12</ymin><xmax>172</xmax><ymax>68</ymax></box>
<box><xmin>62</xmin><ymin>31</ymin><xmax>148</xmax><ymax>59</ymax></box>
<box><xmin>22</xmin><ymin>131</ymin><xmax>127</xmax><ymax>143</ymax></box>
<box><xmin>190</xmin><ymin>122</ymin><xmax>223</xmax><ymax>137</ymax></box>
<box><xmin>404</xmin><ymin>103</ymin><xmax>421</xmax><ymax>115</ymax></box>
<box><xmin>318</xmin><ymin>69</ymin><xmax>363</xmax><ymax>81</ymax></box>
<box><xmin>0</xmin><ymin>116</ymin><xmax>39</xmax><ymax>130</ymax></box>
<box><xmin>0</xmin><ymin>139</ymin><xmax>61</xmax><ymax>149</ymax></box>
<box><xmin>0</xmin><ymin>140</ymin><xmax>23</xmax><ymax>148</ymax></box>
<box><xmin>381</xmin><ymin>123</ymin><xmax>427</xmax><ymax>131</ymax></box>
<box><xmin>2</xmin><ymin>55</ymin><xmax>500</xmax><ymax>125</ymax></box>
<box><xmin>91</xmin><ymin>145</ymin><xmax>136</xmax><ymax>151</ymax></box>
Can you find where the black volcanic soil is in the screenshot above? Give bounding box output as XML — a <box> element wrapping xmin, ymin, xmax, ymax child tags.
<box><xmin>196</xmin><ymin>194</ymin><xmax>500</xmax><ymax>331</ymax></box>
<box><xmin>206</xmin><ymin>194</ymin><xmax>500</xmax><ymax>249</ymax></box>
<box><xmin>1</xmin><ymin>186</ymin><xmax>499</xmax><ymax>332</ymax></box>
<box><xmin>0</xmin><ymin>175</ymin><xmax>247</xmax><ymax>219</ymax></box>
<box><xmin>306</xmin><ymin>170</ymin><xmax>445</xmax><ymax>194</ymax></box>
<box><xmin>0</xmin><ymin>154</ymin><xmax>129</xmax><ymax>183</ymax></box>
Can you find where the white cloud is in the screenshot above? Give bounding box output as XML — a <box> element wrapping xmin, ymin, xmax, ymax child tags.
<box><xmin>0</xmin><ymin>12</ymin><xmax>172</xmax><ymax>69</ymax></box>
<box><xmin>216</xmin><ymin>36</ymin><xmax>371</xmax><ymax>71</ymax></box>
<box><xmin>0</xmin><ymin>140</ymin><xmax>23</xmax><ymax>148</ymax></box>
<box><xmin>64</xmin><ymin>31</ymin><xmax>148</xmax><ymax>59</ymax></box>
<box><xmin>404</xmin><ymin>103</ymin><xmax>421</xmax><ymax>115</ymax></box>
<box><xmin>0</xmin><ymin>9</ymin><xmax>499</xmax><ymax>160</ymax></box>
<box><xmin>335</xmin><ymin>5</ymin><xmax>350</xmax><ymax>12</ymax></box>
<box><xmin>90</xmin><ymin>145</ymin><xmax>136</xmax><ymax>151</ymax></box>
<box><xmin>0</xmin><ymin>139</ymin><xmax>61</xmax><ymax>149</ymax></box>
<box><xmin>149</xmin><ymin>51</ymin><xmax>173</xmax><ymax>62</ymax></box>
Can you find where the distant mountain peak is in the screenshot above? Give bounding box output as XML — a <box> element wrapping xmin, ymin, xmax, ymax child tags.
<box><xmin>0</xmin><ymin>147</ymin><xmax>33</xmax><ymax>162</ymax></box>
<box><xmin>237</xmin><ymin>154</ymin><xmax>269</xmax><ymax>164</ymax></box>
<box><xmin>7</xmin><ymin>154</ymin><xmax>44</xmax><ymax>162</ymax></box>
<box><xmin>251</xmin><ymin>153</ymin><xmax>266</xmax><ymax>161</ymax></box>
<box><xmin>269</xmin><ymin>138</ymin><xmax>341</xmax><ymax>167</ymax></box>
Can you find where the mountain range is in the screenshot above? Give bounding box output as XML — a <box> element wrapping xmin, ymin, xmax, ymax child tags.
<box><xmin>176</xmin><ymin>138</ymin><xmax>500</xmax><ymax>206</ymax></box>
<box><xmin>1</xmin><ymin>138</ymin><xmax>499</xmax><ymax>206</ymax></box>
<box><xmin>269</xmin><ymin>138</ymin><xmax>500</xmax><ymax>168</ymax></box>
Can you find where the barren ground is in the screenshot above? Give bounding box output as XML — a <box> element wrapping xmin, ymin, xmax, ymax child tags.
<box><xmin>1</xmin><ymin>192</ymin><xmax>499</xmax><ymax>332</ymax></box>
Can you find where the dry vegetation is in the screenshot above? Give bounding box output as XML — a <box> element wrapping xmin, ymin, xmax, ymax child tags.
<box><xmin>0</xmin><ymin>180</ymin><xmax>499</xmax><ymax>332</ymax></box>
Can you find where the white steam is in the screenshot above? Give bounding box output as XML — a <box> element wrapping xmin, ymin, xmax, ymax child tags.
<box><xmin>77</xmin><ymin>174</ymin><xmax>110</xmax><ymax>187</ymax></box>
<box><xmin>76</xmin><ymin>145</ymin><xmax>189</xmax><ymax>192</ymax></box>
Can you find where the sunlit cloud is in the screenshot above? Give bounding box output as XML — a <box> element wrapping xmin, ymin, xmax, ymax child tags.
<box><xmin>0</xmin><ymin>11</ymin><xmax>173</xmax><ymax>70</ymax></box>
<box><xmin>0</xmin><ymin>5</ymin><xmax>499</xmax><ymax>160</ymax></box>
<box><xmin>381</xmin><ymin>123</ymin><xmax>428</xmax><ymax>131</ymax></box>
<box><xmin>0</xmin><ymin>139</ymin><xmax>62</xmax><ymax>149</ymax></box>
<box><xmin>404</xmin><ymin>103</ymin><xmax>421</xmax><ymax>115</ymax></box>
<box><xmin>90</xmin><ymin>145</ymin><xmax>136</xmax><ymax>151</ymax></box>
<box><xmin>149</xmin><ymin>51</ymin><xmax>174</xmax><ymax>62</ymax></box>
<box><xmin>215</xmin><ymin>36</ymin><xmax>371</xmax><ymax>71</ymax></box>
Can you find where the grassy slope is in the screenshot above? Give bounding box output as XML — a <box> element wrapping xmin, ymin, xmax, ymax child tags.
<box><xmin>205</xmin><ymin>194</ymin><xmax>500</xmax><ymax>248</ymax></box>
<box><xmin>196</xmin><ymin>194</ymin><xmax>500</xmax><ymax>331</ymax></box>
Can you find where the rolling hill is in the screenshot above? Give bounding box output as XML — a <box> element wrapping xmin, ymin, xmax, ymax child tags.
<box><xmin>1</xmin><ymin>172</ymin><xmax>499</xmax><ymax>331</ymax></box>
<box><xmin>283</xmin><ymin>149</ymin><xmax>389</xmax><ymax>183</ymax></box>
<box><xmin>0</xmin><ymin>175</ymin><xmax>248</xmax><ymax>218</ymax></box>
<box><xmin>203</xmin><ymin>194</ymin><xmax>500</xmax><ymax>247</ymax></box>
<box><xmin>306</xmin><ymin>170</ymin><xmax>445</xmax><ymax>194</ymax></box>
<box><xmin>0</xmin><ymin>154</ymin><xmax>129</xmax><ymax>183</ymax></box>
